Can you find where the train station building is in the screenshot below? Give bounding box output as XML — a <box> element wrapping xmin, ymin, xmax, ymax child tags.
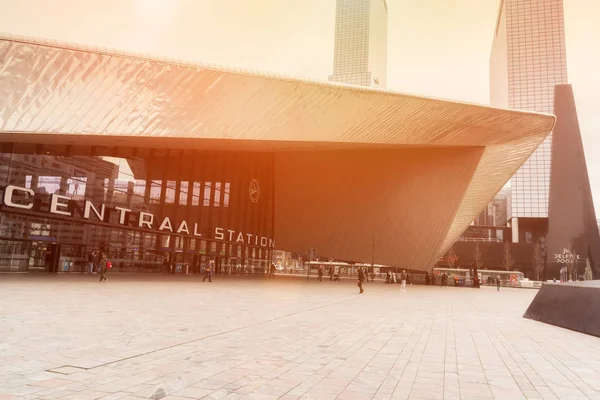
<box><xmin>0</xmin><ymin>35</ymin><xmax>555</xmax><ymax>274</ymax></box>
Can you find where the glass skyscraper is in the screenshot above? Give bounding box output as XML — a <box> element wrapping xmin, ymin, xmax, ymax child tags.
<box><xmin>328</xmin><ymin>0</ymin><xmax>388</xmax><ymax>89</ymax></box>
<box><xmin>490</xmin><ymin>0</ymin><xmax>568</xmax><ymax>242</ymax></box>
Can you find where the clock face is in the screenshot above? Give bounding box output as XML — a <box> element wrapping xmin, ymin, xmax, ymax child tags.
<box><xmin>249</xmin><ymin>179</ymin><xmax>260</xmax><ymax>203</ymax></box>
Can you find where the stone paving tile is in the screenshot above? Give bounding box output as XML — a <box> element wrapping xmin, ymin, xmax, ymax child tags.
<box><xmin>1</xmin><ymin>274</ymin><xmax>600</xmax><ymax>400</ymax></box>
<box><xmin>26</xmin><ymin>379</ymin><xmax>72</xmax><ymax>389</ymax></box>
<box><xmin>172</xmin><ymin>386</ymin><xmax>212</xmax><ymax>398</ymax></box>
<box><xmin>97</xmin><ymin>393</ymin><xmax>132</xmax><ymax>400</ymax></box>
<box><xmin>65</xmin><ymin>390</ymin><xmax>112</xmax><ymax>400</ymax></box>
<box><xmin>0</xmin><ymin>395</ymin><xmax>22</xmax><ymax>400</ymax></box>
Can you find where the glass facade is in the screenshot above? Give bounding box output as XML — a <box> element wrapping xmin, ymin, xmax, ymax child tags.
<box><xmin>328</xmin><ymin>0</ymin><xmax>388</xmax><ymax>89</ymax></box>
<box><xmin>491</xmin><ymin>0</ymin><xmax>568</xmax><ymax>219</ymax></box>
<box><xmin>0</xmin><ymin>143</ymin><xmax>274</xmax><ymax>273</ymax></box>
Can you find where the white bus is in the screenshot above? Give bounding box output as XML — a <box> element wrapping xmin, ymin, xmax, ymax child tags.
<box><xmin>305</xmin><ymin>261</ymin><xmax>388</xmax><ymax>279</ymax></box>
<box><xmin>432</xmin><ymin>267</ymin><xmax>525</xmax><ymax>287</ymax></box>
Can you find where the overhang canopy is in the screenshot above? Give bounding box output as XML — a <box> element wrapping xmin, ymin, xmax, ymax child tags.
<box><xmin>0</xmin><ymin>34</ymin><xmax>556</xmax><ymax>263</ymax></box>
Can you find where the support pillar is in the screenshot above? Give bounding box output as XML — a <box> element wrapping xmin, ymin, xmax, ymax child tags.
<box><xmin>512</xmin><ymin>217</ymin><xmax>519</xmax><ymax>243</ymax></box>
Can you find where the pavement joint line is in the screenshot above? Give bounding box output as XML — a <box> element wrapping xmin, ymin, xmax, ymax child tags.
<box><xmin>46</xmin><ymin>365</ymin><xmax>88</xmax><ymax>374</ymax></box>
<box><xmin>78</xmin><ymin>292</ymin><xmax>366</xmax><ymax>372</ymax></box>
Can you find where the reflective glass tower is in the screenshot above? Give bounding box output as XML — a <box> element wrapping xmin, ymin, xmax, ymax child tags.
<box><xmin>328</xmin><ymin>0</ymin><xmax>388</xmax><ymax>89</ymax></box>
<box><xmin>490</xmin><ymin>0</ymin><xmax>568</xmax><ymax>242</ymax></box>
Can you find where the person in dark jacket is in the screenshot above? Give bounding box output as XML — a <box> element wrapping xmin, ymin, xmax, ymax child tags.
<box><xmin>358</xmin><ymin>268</ymin><xmax>365</xmax><ymax>294</ymax></box>
<box><xmin>400</xmin><ymin>270</ymin><xmax>407</xmax><ymax>291</ymax></box>
<box><xmin>99</xmin><ymin>253</ymin><xmax>108</xmax><ymax>282</ymax></box>
<box><xmin>496</xmin><ymin>275</ymin><xmax>501</xmax><ymax>291</ymax></box>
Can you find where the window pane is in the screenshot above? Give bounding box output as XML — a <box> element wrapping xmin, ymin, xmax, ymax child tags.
<box><xmin>203</xmin><ymin>182</ymin><xmax>212</xmax><ymax>206</ymax></box>
<box><xmin>165</xmin><ymin>181</ymin><xmax>176</xmax><ymax>204</ymax></box>
<box><xmin>224</xmin><ymin>183</ymin><xmax>230</xmax><ymax>207</ymax></box>
<box><xmin>179</xmin><ymin>181</ymin><xmax>189</xmax><ymax>206</ymax></box>
<box><xmin>192</xmin><ymin>182</ymin><xmax>201</xmax><ymax>206</ymax></box>
<box><xmin>37</xmin><ymin>176</ymin><xmax>61</xmax><ymax>195</ymax></box>
<box><xmin>214</xmin><ymin>182</ymin><xmax>221</xmax><ymax>206</ymax></box>
<box><xmin>150</xmin><ymin>180</ymin><xmax>161</xmax><ymax>204</ymax></box>
<box><xmin>134</xmin><ymin>180</ymin><xmax>145</xmax><ymax>196</ymax></box>
<box><xmin>67</xmin><ymin>177</ymin><xmax>87</xmax><ymax>197</ymax></box>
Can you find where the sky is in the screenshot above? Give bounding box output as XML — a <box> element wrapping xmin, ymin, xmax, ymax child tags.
<box><xmin>0</xmin><ymin>0</ymin><xmax>599</xmax><ymax>212</ymax></box>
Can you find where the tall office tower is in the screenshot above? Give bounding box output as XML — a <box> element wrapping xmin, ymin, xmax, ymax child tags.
<box><xmin>490</xmin><ymin>0</ymin><xmax>568</xmax><ymax>243</ymax></box>
<box><xmin>328</xmin><ymin>0</ymin><xmax>388</xmax><ymax>89</ymax></box>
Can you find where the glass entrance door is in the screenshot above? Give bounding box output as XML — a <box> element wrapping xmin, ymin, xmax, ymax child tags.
<box><xmin>28</xmin><ymin>241</ymin><xmax>48</xmax><ymax>271</ymax></box>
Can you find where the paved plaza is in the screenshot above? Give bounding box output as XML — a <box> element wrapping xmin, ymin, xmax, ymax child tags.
<box><xmin>1</xmin><ymin>274</ymin><xmax>600</xmax><ymax>400</ymax></box>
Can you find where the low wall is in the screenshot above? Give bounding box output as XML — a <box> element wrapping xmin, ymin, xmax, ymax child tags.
<box><xmin>523</xmin><ymin>281</ymin><xmax>600</xmax><ymax>337</ymax></box>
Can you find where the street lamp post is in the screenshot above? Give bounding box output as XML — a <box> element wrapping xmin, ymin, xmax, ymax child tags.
<box><xmin>372</xmin><ymin>238</ymin><xmax>375</xmax><ymax>270</ymax></box>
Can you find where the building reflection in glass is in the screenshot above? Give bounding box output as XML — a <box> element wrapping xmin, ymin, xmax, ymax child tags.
<box><xmin>0</xmin><ymin>144</ymin><xmax>274</xmax><ymax>274</ymax></box>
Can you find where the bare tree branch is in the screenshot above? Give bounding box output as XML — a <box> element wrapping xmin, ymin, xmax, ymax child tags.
<box><xmin>532</xmin><ymin>239</ymin><xmax>545</xmax><ymax>281</ymax></box>
<box><xmin>501</xmin><ymin>241</ymin><xmax>514</xmax><ymax>271</ymax></box>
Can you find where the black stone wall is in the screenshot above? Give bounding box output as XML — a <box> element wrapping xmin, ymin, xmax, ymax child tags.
<box><xmin>523</xmin><ymin>282</ymin><xmax>600</xmax><ymax>338</ymax></box>
<box><xmin>545</xmin><ymin>84</ymin><xmax>600</xmax><ymax>279</ymax></box>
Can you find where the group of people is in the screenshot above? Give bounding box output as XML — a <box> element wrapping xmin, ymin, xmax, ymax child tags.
<box><xmin>82</xmin><ymin>251</ymin><xmax>111</xmax><ymax>282</ymax></box>
<box><xmin>315</xmin><ymin>265</ymin><xmax>343</xmax><ymax>281</ymax></box>
<box><xmin>360</xmin><ymin>268</ymin><xmax>409</xmax><ymax>293</ymax></box>
<box><xmin>85</xmin><ymin>251</ymin><xmax>109</xmax><ymax>282</ymax></box>
<box><xmin>385</xmin><ymin>270</ymin><xmax>410</xmax><ymax>287</ymax></box>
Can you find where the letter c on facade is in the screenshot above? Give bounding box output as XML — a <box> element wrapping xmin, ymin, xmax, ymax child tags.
<box><xmin>3</xmin><ymin>185</ymin><xmax>34</xmax><ymax>210</ymax></box>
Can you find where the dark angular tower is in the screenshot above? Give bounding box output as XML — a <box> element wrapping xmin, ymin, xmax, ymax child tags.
<box><xmin>545</xmin><ymin>84</ymin><xmax>600</xmax><ymax>280</ymax></box>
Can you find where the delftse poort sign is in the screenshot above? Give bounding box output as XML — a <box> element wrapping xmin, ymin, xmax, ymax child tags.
<box><xmin>553</xmin><ymin>248</ymin><xmax>581</xmax><ymax>264</ymax></box>
<box><xmin>2</xmin><ymin>185</ymin><xmax>275</xmax><ymax>248</ymax></box>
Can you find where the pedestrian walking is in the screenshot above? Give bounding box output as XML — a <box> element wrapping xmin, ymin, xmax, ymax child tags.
<box><xmin>358</xmin><ymin>268</ymin><xmax>366</xmax><ymax>294</ymax></box>
<box><xmin>87</xmin><ymin>253</ymin><xmax>94</xmax><ymax>274</ymax></box>
<box><xmin>496</xmin><ymin>275</ymin><xmax>501</xmax><ymax>291</ymax></box>
<box><xmin>401</xmin><ymin>270</ymin><xmax>407</xmax><ymax>291</ymax></box>
<box><xmin>269</xmin><ymin>263</ymin><xmax>276</xmax><ymax>278</ymax></box>
<box><xmin>317</xmin><ymin>265</ymin><xmax>323</xmax><ymax>282</ymax></box>
<box><xmin>98</xmin><ymin>253</ymin><xmax>109</xmax><ymax>282</ymax></box>
<box><xmin>92</xmin><ymin>251</ymin><xmax>100</xmax><ymax>274</ymax></box>
<box><xmin>329</xmin><ymin>266</ymin><xmax>334</xmax><ymax>281</ymax></box>
<box><xmin>203</xmin><ymin>261</ymin><xmax>214</xmax><ymax>282</ymax></box>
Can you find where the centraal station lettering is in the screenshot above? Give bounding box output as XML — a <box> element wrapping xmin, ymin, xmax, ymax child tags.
<box><xmin>2</xmin><ymin>185</ymin><xmax>275</xmax><ymax>248</ymax></box>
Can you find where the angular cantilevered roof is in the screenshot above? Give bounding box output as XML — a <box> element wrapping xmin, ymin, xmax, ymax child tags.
<box><xmin>0</xmin><ymin>34</ymin><xmax>555</xmax><ymax>259</ymax></box>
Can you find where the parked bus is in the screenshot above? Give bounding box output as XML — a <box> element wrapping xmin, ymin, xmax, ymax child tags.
<box><xmin>432</xmin><ymin>267</ymin><xmax>525</xmax><ymax>287</ymax></box>
<box><xmin>305</xmin><ymin>261</ymin><xmax>388</xmax><ymax>280</ymax></box>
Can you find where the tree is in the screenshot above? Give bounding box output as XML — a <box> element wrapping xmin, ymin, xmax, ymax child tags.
<box><xmin>501</xmin><ymin>241</ymin><xmax>515</xmax><ymax>271</ymax></box>
<box><xmin>446</xmin><ymin>246</ymin><xmax>458</xmax><ymax>269</ymax></box>
<box><xmin>568</xmin><ymin>240</ymin><xmax>577</xmax><ymax>281</ymax></box>
<box><xmin>531</xmin><ymin>239</ymin><xmax>545</xmax><ymax>281</ymax></box>
<box><xmin>585</xmin><ymin>255</ymin><xmax>593</xmax><ymax>281</ymax></box>
<box><xmin>474</xmin><ymin>242</ymin><xmax>484</xmax><ymax>269</ymax></box>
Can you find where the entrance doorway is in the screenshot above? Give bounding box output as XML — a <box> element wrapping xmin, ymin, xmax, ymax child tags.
<box><xmin>29</xmin><ymin>241</ymin><xmax>49</xmax><ymax>271</ymax></box>
<box><xmin>44</xmin><ymin>243</ymin><xmax>61</xmax><ymax>273</ymax></box>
